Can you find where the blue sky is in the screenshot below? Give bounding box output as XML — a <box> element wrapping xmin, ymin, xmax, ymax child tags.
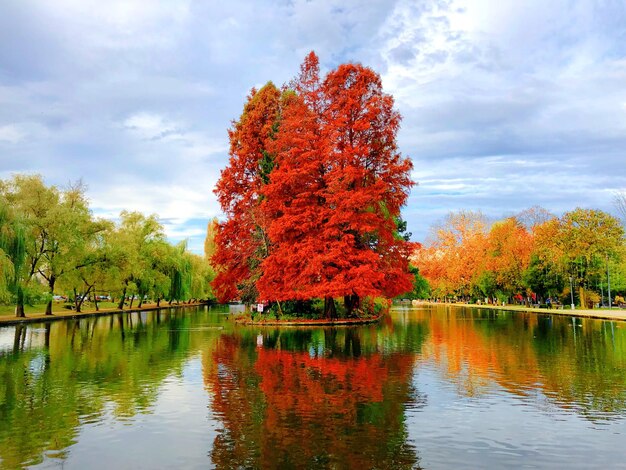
<box><xmin>1</xmin><ymin>0</ymin><xmax>625</xmax><ymax>253</ymax></box>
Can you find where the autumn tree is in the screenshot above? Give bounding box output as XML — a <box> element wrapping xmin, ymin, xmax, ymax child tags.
<box><xmin>523</xmin><ymin>217</ymin><xmax>564</xmax><ymax>300</ymax></box>
<box><xmin>483</xmin><ymin>217</ymin><xmax>533</xmax><ymax>300</ymax></box>
<box><xmin>204</xmin><ymin>217</ymin><xmax>218</xmax><ymax>264</ymax></box>
<box><xmin>255</xmin><ymin>52</ymin><xmax>415</xmax><ymax>317</ymax></box>
<box><xmin>415</xmin><ymin>211</ymin><xmax>488</xmax><ymax>300</ymax></box>
<box><xmin>212</xmin><ymin>83</ymin><xmax>282</xmax><ymax>303</ymax></box>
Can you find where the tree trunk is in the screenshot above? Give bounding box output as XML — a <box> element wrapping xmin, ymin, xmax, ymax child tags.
<box><xmin>15</xmin><ymin>286</ymin><xmax>25</xmax><ymax>318</ymax></box>
<box><xmin>324</xmin><ymin>297</ymin><xmax>336</xmax><ymax>319</ymax></box>
<box><xmin>138</xmin><ymin>294</ymin><xmax>143</xmax><ymax>308</ymax></box>
<box><xmin>157</xmin><ymin>297</ymin><xmax>161</xmax><ymax>307</ymax></box>
<box><xmin>94</xmin><ymin>286</ymin><xmax>99</xmax><ymax>311</ymax></box>
<box><xmin>118</xmin><ymin>286</ymin><xmax>127</xmax><ymax>310</ymax></box>
<box><xmin>344</xmin><ymin>294</ymin><xmax>360</xmax><ymax>317</ymax></box>
<box><xmin>45</xmin><ymin>277</ymin><xmax>56</xmax><ymax>316</ymax></box>
<box><xmin>129</xmin><ymin>295</ymin><xmax>134</xmax><ymax>310</ymax></box>
<box><xmin>73</xmin><ymin>288</ymin><xmax>80</xmax><ymax>312</ymax></box>
<box><xmin>579</xmin><ymin>286</ymin><xmax>586</xmax><ymax>309</ymax></box>
<box><xmin>77</xmin><ymin>285</ymin><xmax>92</xmax><ymax>313</ymax></box>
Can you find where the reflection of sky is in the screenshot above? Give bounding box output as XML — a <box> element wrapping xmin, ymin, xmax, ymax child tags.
<box><xmin>37</xmin><ymin>357</ymin><xmax>218</xmax><ymax>469</ymax></box>
<box><xmin>0</xmin><ymin>329</ymin><xmax>15</xmax><ymax>352</ymax></box>
<box><xmin>2</xmin><ymin>1</ymin><xmax>626</xmax><ymax>253</ymax></box>
<box><xmin>0</xmin><ymin>327</ymin><xmax>46</xmax><ymax>353</ymax></box>
<box><xmin>407</xmin><ymin>364</ymin><xmax>626</xmax><ymax>469</ymax></box>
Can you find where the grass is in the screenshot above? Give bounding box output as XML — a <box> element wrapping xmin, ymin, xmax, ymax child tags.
<box><xmin>0</xmin><ymin>301</ymin><xmax>120</xmax><ymax>317</ymax></box>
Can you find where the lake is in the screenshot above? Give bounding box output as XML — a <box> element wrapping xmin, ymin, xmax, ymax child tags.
<box><xmin>0</xmin><ymin>305</ymin><xmax>625</xmax><ymax>469</ymax></box>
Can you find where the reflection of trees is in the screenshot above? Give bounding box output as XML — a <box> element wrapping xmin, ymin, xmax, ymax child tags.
<box><xmin>421</xmin><ymin>307</ymin><xmax>626</xmax><ymax>420</ymax></box>
<box><xmin>205</xmin><ymin>326</ymin><xmax>426</xmax><ymax>469</ymax></box>
<box><xmin>0</xmin><ymin>309</ymin><xmax>215</xmax><ymax>469</ymax></box>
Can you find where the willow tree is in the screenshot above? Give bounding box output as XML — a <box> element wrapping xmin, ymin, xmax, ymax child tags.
<box><xmin>107</xmin><ymin>211</ymin><xmax>166</xmax><ymax>310</ymax></box>
<box><xmin>168</xmin><ymin>241</ymin><xmax>192</xmax><ymax>304</ymax></box>
<box><xmin>0</xmin><ymin>200</ymin><xmax>28</xmax><ymax>317</ymax></box>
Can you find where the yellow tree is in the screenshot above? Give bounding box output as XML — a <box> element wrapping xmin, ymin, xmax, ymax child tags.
<box><xmin>204</xmin><ymin>217</ymin><xmax>218</xmax><ymax>265</ymax></box>
<box><xmin>558</xmin><ymin>208</ymin><xmax>624</xmax><ymax>307</ymax></box>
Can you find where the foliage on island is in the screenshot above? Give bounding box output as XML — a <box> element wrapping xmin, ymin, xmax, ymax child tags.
<box><xmin>211</xmin><ymin>52</ymin><xmax>416</xmax><ymax>318</ymax></box>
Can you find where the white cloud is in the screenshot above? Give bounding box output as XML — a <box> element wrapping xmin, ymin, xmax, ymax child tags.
<box><xmin>0</xmin><ymin>125</ymin><xmax>25</xmax><ymax>144</ymax></box>
<box><xmin>123</xmin><ymin>112</ymin><xmax>182</xmax><ymax>140</ymax></box>
<box><xmin>0</xmin><ymin>0</ymin><xmax>625</xmax><ymax>249</ymax></box>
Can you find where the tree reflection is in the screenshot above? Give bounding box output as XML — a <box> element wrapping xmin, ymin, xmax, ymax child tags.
<box><xmin>205</xmin><ymin>326</ymin><xmax>426</xmax><ymax>469</ymax></box>
<box><xmin>419</xmin><ymin>307</ymin><xmax>626</xmax><ymax>420</ymax></box>
<box><xmin>0</xmin><ymin>309</ymin><xmax>214</xmax><ymax>469</ymax></box>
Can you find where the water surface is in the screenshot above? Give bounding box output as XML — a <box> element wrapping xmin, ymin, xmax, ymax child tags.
<box><xmin>0</xmin><ymin>305</ymin><xmax>625</xmax><ymax>469</ymax></box>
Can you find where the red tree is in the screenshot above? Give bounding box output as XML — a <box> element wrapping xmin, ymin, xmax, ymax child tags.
<box><xmin>257</xmin><ymin>53</ymin><xmax>415</xmax><ymax>316</ymax></box>
<box><xmin>212</xmin><ymin>82</ymin><xmax>281</xmax><ymax>302</ymax></box>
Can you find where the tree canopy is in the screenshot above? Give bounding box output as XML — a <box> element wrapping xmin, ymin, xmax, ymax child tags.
<box><xmin>414</xmin><ymin>207</ymin><xmax>625</xmax><ymax>307</ymax></box>
<box><xmin>212</xmin><ymin>52</ymin><xmax>416</xmax><ymax>317</ymax></box>
<box><xmin>0</xmin><ymin>175</ymin><xmax>215</xmax><ymax>316</ymax></box>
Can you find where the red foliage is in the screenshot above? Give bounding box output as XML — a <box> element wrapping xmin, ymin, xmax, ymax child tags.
<box><xmin>212</xmin><ymin>83</ymin><xmax>281</xmax><ymax>302</ymax></box>
<box><xmin>257</xmin><ymin>53</ymin><xmax>415</xmax><ymax>303</ymax></box>
<box><xmin>214</xmin><ymin>52</ymin><xmax>415</xmax><ymax>304</ymax></box>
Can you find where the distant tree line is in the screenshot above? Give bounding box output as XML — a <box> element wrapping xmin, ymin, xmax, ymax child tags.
<box><xmin>413</xmin><ymin>206</ymin><xmax>626</xmax><ymax>308</ymax></box>
<box><xmin>0</xmin><ymin>174</ymin><xmax>214</xmax><ymax>317</ymax></box>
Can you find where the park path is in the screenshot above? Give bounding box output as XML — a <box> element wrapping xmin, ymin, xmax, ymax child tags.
<box><xmin>415</xmin><ymin>301</ymin><xmax>626</xmax><ymax>322</ymax></box>
<box><xmin>0</xmin><ymin>301</ymin><xmax>209</xmax><ymax>326</ymax></box>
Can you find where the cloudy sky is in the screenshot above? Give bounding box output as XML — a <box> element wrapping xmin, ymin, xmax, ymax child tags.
<box><xmin>1</xmin><ymin>0</ymin><xmax>625</xmax><ymax>252</ymax></box>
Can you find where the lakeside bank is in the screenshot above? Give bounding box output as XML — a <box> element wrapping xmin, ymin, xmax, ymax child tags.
<box><xmin>0</xmin><ymin>301</ymin><xmax>211</xmax><ymax>326</ymax></box>
<box><xmin>412</xmin><ymin>301</ymin><xmax>626</xmax><ymax>322</ymax></box>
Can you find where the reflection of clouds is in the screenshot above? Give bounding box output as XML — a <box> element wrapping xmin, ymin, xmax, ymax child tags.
<box><xmin>0</xmin><ymin>326</ymin><xmax>48</xmax><ymax>353</ymax></box>
<box><xmin>65</xmin><ymin>359</ymin><xmax>219</xmax><ymax>469</ymax></box>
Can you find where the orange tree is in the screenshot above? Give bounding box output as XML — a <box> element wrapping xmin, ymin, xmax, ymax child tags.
<box><xmin>482</xmin><ymin>217</ymin><xmax>533</xmax><ymax>301</ymax></box>
<box><xmin>414</xmin><ymin>211</ymin><xmax>488</xmax><ymax>301</ymax></box>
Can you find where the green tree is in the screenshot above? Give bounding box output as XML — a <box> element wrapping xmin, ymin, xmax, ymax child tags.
<box><xmin>400</xmin><ymin>265</ymin><xmax>430</xmax><ymax>300</ymax></box>
<box><xmin>168</xmin><ymin>241</ymin><xmax>192</xmax><ymax>304</ymax></box>
<box><xmin>0</xmin><ymin>199</ymin><xmax>29</xmax><ymax>316</ymax></box>
<box><xmin>559</xmin><ymin>208</ymin><xmax>624</xmax><ymax>307</ymax></box>
<box><xmin>108</xmin><ymin>211</ymin><xmax>166</xmax><ymax>310</ymax></box>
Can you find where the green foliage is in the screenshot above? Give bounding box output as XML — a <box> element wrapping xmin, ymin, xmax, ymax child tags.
<box><xmin>398</xmin><ymin>265</ymin><xmax>430</xmax><ymax>300</ymax></box>
<box><xmin>523</xmin><ymin>255</ymin><xmax>564</xmax><ymax>298</ymax></box>
<box><xmin>0</xmin><ymin>174</ymin><xmax>215</xmax><ymax>315</ymax></box>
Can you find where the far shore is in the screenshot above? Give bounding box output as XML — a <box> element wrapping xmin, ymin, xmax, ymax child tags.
<box><xmin>410</xmin><ymin>301</ymin><xmax>626</xmax><ymax>322</ymax></box>
<box><xmin>0</xmin><ymin>301</ymin><xmax>210</xmax><ymax>326</ymax></box>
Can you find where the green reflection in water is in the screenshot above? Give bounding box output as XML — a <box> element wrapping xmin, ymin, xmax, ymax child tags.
<box><xmin>0</xmin><ymin>306</ymin><xmax>229</xmax><ymax>469</ymax></box>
